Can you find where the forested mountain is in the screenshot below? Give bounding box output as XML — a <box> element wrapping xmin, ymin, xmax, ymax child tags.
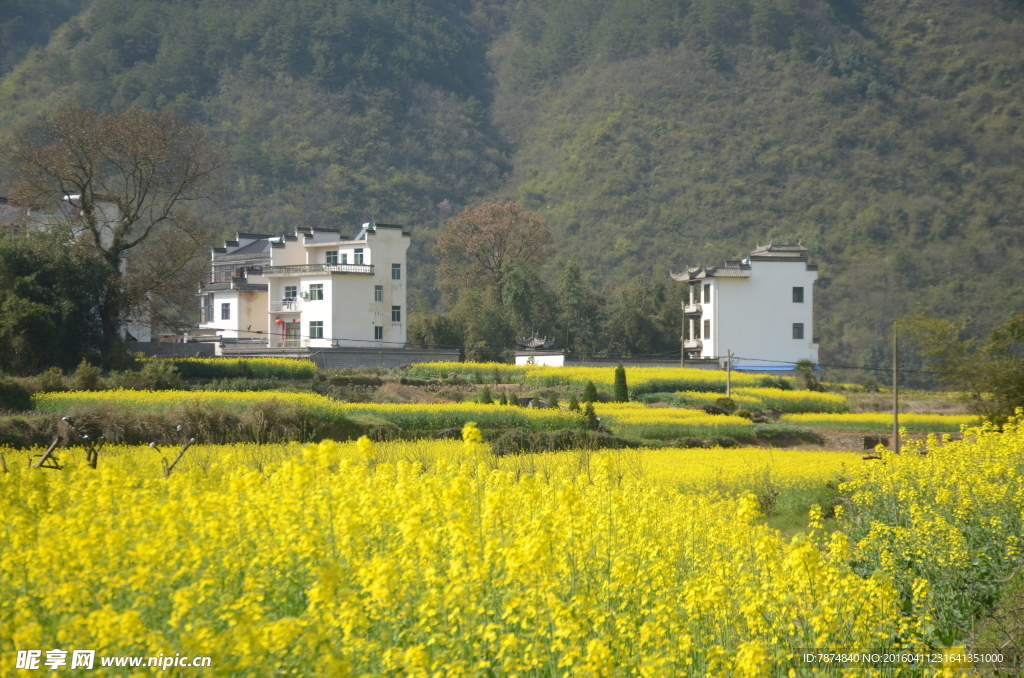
<box><xmin>1</xmin><ymin>0</ymin><xmax>1022</xmax><ymax>370</ymax></box>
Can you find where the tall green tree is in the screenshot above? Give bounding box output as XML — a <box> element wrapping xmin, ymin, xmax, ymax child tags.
<box><xmin>557</xmin><ymin>259</ymin><xmax>601</xmax><ymax>355</ymax></box>
<box><xmin>613</xmin><ymin>362</ymin><xmax>628</xmax><ymax>402</ymax></box>
<box><xmin>0</xmin><ymin>231</ymin><xmax>104</xmax><ymax>373</ymax></box>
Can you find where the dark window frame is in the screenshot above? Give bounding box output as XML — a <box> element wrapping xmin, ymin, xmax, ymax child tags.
<box><xmin>391</xmin><ymin>305</ymin><xmax>401</xmax><ymax>322</ymax></box>
<box><xmin>309</xmin><ymin>321</ymin><xmax>324</xmax><ymax>339</ymax></box>
<box><xmin>221</xmin><ymin>302</ymin><xmax>230</xmax><ymax>320</ymax></box>
<box><xmin>793</xmin><ymin>323</ymin><xmax>805</xmax><ymax>340</ymax></box>
<box><xmin>792</xmin><ymin>286</ymin><xmax>804</xmax><ymax>303</ymax></box>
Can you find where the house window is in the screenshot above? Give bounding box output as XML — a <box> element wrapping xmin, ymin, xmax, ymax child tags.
<box><xmin>221</xmin><ymin>303</ymin><xmax>230</xmax><ymax>320</ymax></box>
<box><xmin>392</xmin><ymin>263</ymin><xmax>401</xmax><ymax>280</ymax></box>
<box><xmin>793</xmin><ymin>323</ymin><xmax>805</xmax><ymax>339</ymax></box>
<box><xmin>309</xmin><ymin>284</ymin><xmax>323</xmax><ymax>300</ymax></box>
<box><xmin>309</xmin><ymin>321</ymin><xmax>324</xmax><ymax>339</ymax></box>
<box><xmin>703</xmin><ymin>284</ymin><xmax>711</xmax><ymax>304</ymax></box>
<box><xmin>703</xmin><ymin>319</ymin><xmax>710</xmax><ymax>339</ymax></box>
<box><xmin>341</xmin><ymin>253</ymin><xmax>348</xmax><ymax>264</ymax></box>
<box><xmin>284</xmin><ymin>285</ymin><xmax>297</xmax><ymax>300</ymax></box>
<box><xmin>374</xmin><ymin>326</ymin><xmax>383</xmax><ymax>340</ymax></box>
<box><xmin>391</xmin><ymin>305</ymin><xmax>401</xmax><ymax>322</ymax></box>
<box><xmin>326</xmin><ymin>250</ymin><xmax>338</xmax><ymax>264</ymax></box>
<box><xmin>354</xmin><ymin>248</ymin><xmax>364</xmax><ymax>265</ymax></box>
<box><xmin>201</xmin><ymin>294</ymin><xmax>213</xmax><ymax>323</ymax></box>
<box><xmin>374</xmin><ymin>285</ymin><xmax>383</xmax><ymax>302</ymax></box>
<box><xmin>793</xmin><ymin>286</ymin><xmax>804</xmax><ymax>303</ymax></box>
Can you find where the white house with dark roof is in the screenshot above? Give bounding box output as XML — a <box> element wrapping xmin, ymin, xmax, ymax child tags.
<box><xmin>671</xmin><ymin>243</ymin><xmax>819</xmax><ymax>368</ymax></box>
<box><xmin>198</xmin><ymin>222</ymin><xmax>410</xmax><ymax>348</ymax></box>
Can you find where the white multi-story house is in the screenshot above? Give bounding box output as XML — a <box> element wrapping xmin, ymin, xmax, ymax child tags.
<box><xmin>671</xmin><ymin>243</ymin><xmax>819</xmax><ymax>367</ymax></box>
<box><xmin>198</xmin><ymin>223</ymin><xmax>410</xmax><ymax>348</ymax></box>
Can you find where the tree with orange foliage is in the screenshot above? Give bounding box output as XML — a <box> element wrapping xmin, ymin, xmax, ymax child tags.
<box><xmin>433</xmin><ymin>200</ymin><xmax>552</xmax><ymax>303</ymax></box>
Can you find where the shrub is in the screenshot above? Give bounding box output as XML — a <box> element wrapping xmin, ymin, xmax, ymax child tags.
<box><xmin>613</xmin><ymin>363</ymin><xmax>628</xmax><ymax>402</ymax></box>
<box><xmin>478</xmin><ymin>386</ymin><xmax>493</xmax><ymax>404</ymax></box>
<box><xmin>758</xmin><ymin>376</ymin><xmax>793</xmax><ymax>390</ymax></box>
<box><xmin>0</xmin><ymin>376</ymin><xmax>32</xmax><ymax>411</ymax></box>
<box><xmin>715</xmin><ymin>397</ymin><xmax>737</xmax><ymax>413</ymax></box>
<box><xmin>72</xmin><ymin>360</ymin><xmax>102</xmax><ymax>391</ymax></box>
<box><xmin>34</xmin><ymin>367</ymin><xmax>68</xmax><ymax>392</ymax></box>
<box><xmin>582</xmin><ymin>381</ymin><xmax>598</xmax><ymax>403</ymax></box>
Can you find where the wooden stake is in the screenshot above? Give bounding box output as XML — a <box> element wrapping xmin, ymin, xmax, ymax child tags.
<box><xmin>32</xmin><ymin>437</ymin><xmax>61</xmax><ymax>469</ymax></box>
<box><xmin>893</xmin><ymin>323</ymin><xmax>900</xmax><ymax>455</ymax></box>
<box><xmin>164</xmin><ymin>438</ymin><xmax>196</xmax><ymax>478</ymax></box>
<box><xmin>726</xmin><ymin>350</ymin><xmax>732</xmax><ymax>398</ymax></box>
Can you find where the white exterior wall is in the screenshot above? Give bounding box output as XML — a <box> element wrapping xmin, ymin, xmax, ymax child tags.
<box><xmin>706</xmin><ymin>262</ymin><xmax>818</xmax><ymax>365</ymax></box>
<box><xmin>265</xmin><ymin>225</ymin><xmax>410</xmax><ymax>348</ymax></box>
<box><xmin>514</xmin><ymin>354</ymin><xmax>566</xmax><ymax>366</ymax></box>
<box><xmin>204</xmin><ymin>290</ymin><xmax>240</xmax><ymax>338</ymax></box>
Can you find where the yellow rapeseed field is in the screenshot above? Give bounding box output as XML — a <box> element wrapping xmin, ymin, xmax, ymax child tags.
<box><xmin>782</xmin><ymin>413</ymin><xmax>981</xmax><ymax>433</ymax></box>
<box><xmin>594</xmin><ymin>402</ymin><xmax>756</xmax><ymax>439</ymax></box>
<box><xmin>3</xmin><ymin>414</ymin><xmax>1015</xmax><ymax>676</ymax></box>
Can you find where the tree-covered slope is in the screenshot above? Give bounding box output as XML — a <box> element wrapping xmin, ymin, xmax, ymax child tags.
<box><xmin>489</xmin><ymin>0</ymin><xmax>1024</xmax><ymax>366</ymax></box>
<box><xmin>1</xmin><ymin>0</ymin><xmax>1022</xmax><ymax>367</ymax></box>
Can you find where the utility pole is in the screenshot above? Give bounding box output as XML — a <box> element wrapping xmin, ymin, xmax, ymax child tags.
<box><xmin>892</xmin><ymin>323</ymin><xmax>900</xmax><ymax>454</ymax></box>
<box><xmin>726</xmin><ymin>349</ymin><xmax>732</xmax><ymax>398</ymax></box>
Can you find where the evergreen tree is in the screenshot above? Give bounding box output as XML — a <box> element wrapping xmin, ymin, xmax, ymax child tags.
<box><xmin>582</xmin><ymin>380</ymin><xmax>598</xmax><ymax>403</ymax></box>
<box><xmin>613</xmin><ymin>363</ymin><xmax>629</xmax><ymax>402</ymax></box>
<box><xmin>548</xmin><ymin>390</ymin><xmax>559</xmax><ymax>408</ymax></box>
<box><xmin>498</xmin><ymin>391</ymin><xmax>508</xmax><ymax>406</ymax></box>
<box><xmin>568</xmin><ymin>393</ymin><xmax>580</xmax><ymax>411</ymax></box>
<box><xmin>557</xmin><ymin>259</ymin><xmax>600</xmax><ymax>354</ymax></box>
<box><xmin>584</xmin><ymin>401</ymin><xmax>600</xmax><ymax>430</ymax></box>
<box><xmin>479</xmin><ymin>385</ymin><xmax>493</xmax><ymax>404</ymax></box>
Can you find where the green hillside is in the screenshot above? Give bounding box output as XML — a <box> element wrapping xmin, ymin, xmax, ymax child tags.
<box><xmin>1</xmin><ymin>0</ymin><xmax>1023</xmax><ymax>369</ymax></box>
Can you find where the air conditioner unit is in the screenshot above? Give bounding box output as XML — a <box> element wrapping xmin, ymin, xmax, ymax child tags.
<box><xmin>301</xmin><ymin>291</ymin><xmax>309</xmax><ymax>300</ymax></box>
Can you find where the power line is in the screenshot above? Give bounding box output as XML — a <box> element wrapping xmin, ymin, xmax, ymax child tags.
<box><xmin>733</xmin><ymin>356</ymin><xmax>954</xmax><ymax>376</ymax></box>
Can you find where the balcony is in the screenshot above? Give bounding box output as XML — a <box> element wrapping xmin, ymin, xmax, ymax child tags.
<box><xmin>271</xmin><ymin>299</ymin><xmax>303</xmax><ymax>313</ymax></box>
<box><xmin>269</xmin><ymin>336</ymin><xmax>306</xmax><ymax>348</ymax></box>
<box><xmin>683</xmin><ymin>339</ymin><xmax>703</xmax><ymax>350</ymax></box>
<box><xmin>263</xmin><ymin>263</ymin><xmax>374</xmax><ymax>276</ymax></box>
<box><xmin>683</xmin><ymin>302</ymin><xmax>702</xmax><ymax>315</ymax></box>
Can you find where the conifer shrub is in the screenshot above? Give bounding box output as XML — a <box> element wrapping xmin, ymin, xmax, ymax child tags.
<box><xmin>613</xmin><ymin>363</ymin><xmax>628</xmax><ymax>402</ymax></box>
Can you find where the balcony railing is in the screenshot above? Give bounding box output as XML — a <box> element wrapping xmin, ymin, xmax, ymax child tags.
<box><xmin>683</xmin><ymin>302</ymin><xmax>702</xmax><ymax>315</ymax></box>
<box><xmin>269</xmin><ymin>336</ymin><xmax>306</xmax><ymax>348</ymax></box>
<box><xmin>270</xmin><ymin>300</ymin><xmax>303</xmax><ymax>313</ymax></box>
<box><xmin>683</xmin><ymin>339</ymin><xmax>703</xmax><ymax>350</ymax></box>
<box><xmin>263</xmin><ymin>263</ymin><xmax>374</xmax><ymax>276</ymax></box>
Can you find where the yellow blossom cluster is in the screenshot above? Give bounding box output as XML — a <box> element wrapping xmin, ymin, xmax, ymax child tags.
<box><xmin>782</xmin><ymin>412</ymin><xmax>980</xmax><ymax>433</ymax></box>
<box><xmin>594</xmin><ymin>402</ymin><xmax>756</xmax><ymax>439</ymax></box>
<box><xmin>2</xmin><ymin>423</ymin><xmax>999</xmax><ymax>676</ymax></box>
<box><xmin>731</xmin><ymin>388</ymin><xmax>850</xmax><ymax>413</ymax></box>
<box><xmin>841</xmin><ymin>417</ymin><xmax>1024</xmax><ymax>641</ymax></box>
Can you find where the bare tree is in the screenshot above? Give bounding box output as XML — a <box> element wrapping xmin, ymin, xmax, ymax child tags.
<box><xmin>433</xmin><ymin>200</ymin><xmax>552</xmax><ymax>303</ymax></box>
<box><xmin>7</xmin><ymin>103</ymin><xmax>225</xmax><ymax>355</ymax></box>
